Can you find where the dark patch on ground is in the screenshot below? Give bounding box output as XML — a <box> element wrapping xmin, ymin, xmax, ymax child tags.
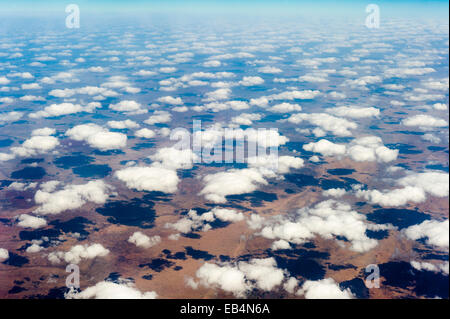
<box><xmin>185</xmin><ymin>246</ymin><xmax>215</xmax><ymax>261</ymax></box>
<box><xmin>96</xmin><ymin>199</ymin><xmax>156</xmax><ymax>228</ymax></box>
<box><xmin>139</xmin><ymin>258</ymin><xmax>175</xmax><ymax>272</ymax></box>
<box><xmin>327</xmin><ymin>168</ymin><xmax>355</xmax><ymax>175</ymax></box>
<box><xmin>2</xmin><ymin>252</ymin><xmax>29</xmax><ymax>267</ymax></box>
<box><xmin>340</xmin><ymin>278</ymin><xmax>370</xmax><ymax>299</ymax></box>
<box><xmin>72</xmin><ymin>164</ymin><xmax>112</xmax><ymax>178</ymax></box>
<box><xmin>226</xmin><ymin>191</ymin><xmax>278</xmax><ymax>207</ymax></box>
<box><xmin>54</xmin><ymin>154</ymin><xmax>95</xmax><ymax>169</ymax></box>
<box><xmin>379</xmin><ymin>261</ymin><xmax>449</xmax><ymax>299</ymax></box>
<box><xmin>11</xmin><ymin>167</ymin><xmax>46</xmax><ymax>180</ymax></box>
<box><xmin>367</xmin><ymin>208</ymin><xmax>430</xmax><ymax>230</ymax></box>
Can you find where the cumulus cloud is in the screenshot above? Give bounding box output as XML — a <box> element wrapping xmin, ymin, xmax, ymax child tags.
<box><xmin>17</xmin><ymin>214</ymin><xmax>47</xmax><ymax>229</ymax></box>
<box><xmin>267</xmin><ymin>103</ymin><xmax>302</xmax><ymax>113</ymax></box>
<box><xmin>109</xmin><ymin>100</ymin><xmax>147</xmax><ymax>114</ymax></box>
<box><xmin>48</xmin><ymin>243</ymin><xmax>109</xmax><ymax>264</ymax></box>
<box><xmin>403</xmin><ymin>219</ymin><xmax>449</xmax><ymax>249</ymax></box>
<box><xmin>149</xmin><ymin>147</ymin><xmax>198</xmax><ymax>170</ymax></box>
<box><xmin>252</xmin><ymin>200</ymin><xmax>384</xmax><ymax>252</ymax></box>
<box><xmin>157</xmin><ymin>96</ymin><xmax>183</xmax><ymax>105</ymax></box>
<box><xmin>29</xmin><ymin>102</ymin><xmax>101</xmax><ymax>118</ymax></box>
<box><xmin>0</xmin><ymin>248</ymin><xmax>9</xmax><ymax>262</ymax></box>
<box><xmin>128</xmin><ymin>232</ymin><xmax>161</xmax><ymax>248</ymax></box>
<box><xmin>297</xmin><ymin>278</ymin><xmax>354</xmax><ymax>299</ymax></box>
<box><xmin>135</xmin><ymin>128</ymin><xmax>156</xmax><ymax>138</ymax></box>
<box><xmin>34</xmin><ymin>180</ymin><xmax>112</xmax><ymax>215</ymax></box>
<box><xmin>0</xmin><ymin>111</ymin><xmax>24</xmax><ymax>124</ymax></box>
<box><xmin>193</xmin><ymin>257</ymin><xmax>288</xmax><ymax>297</ymax></box>
<box><xmin>107</xmin><ymin>120</ymin><xmax>139</xmax><ymax>129</ymax></box>
<box><xmin>410</xmin><ymin>261</ymin><xmax>449</xmax><ymax>275</ymax></box>
<box><xmin>288</xmin><ymin>113</ymin><xmax>357</xmax><ymax>136</ymax></box>
<box><xmin>115</xmin><ymin>166</ymin><xmax>179</xmax><ymax>193</ymax></box>
<box><xmin>165</xmin><ymin>207</ymin><xmax>244</xmax><ymax>234</ymax></box>
<box><xmin>66</xmin><ymin>280</ymin><xmax>157</xmax><ymax>299</ymax></box>
<box><xmin>402</xmin><ymin>114</ymin><xmax>448</xmax><ymax>129</ymax></box>
<box><xmin>200</xmin><ymin>168</ymin><xmax>268</xmax><ymax>203</ymax></box>
<box><xmin>326</xmin><ymin>106</ymin><xmax>380</xmax><ymax>118</ymax></box>
<box><xmin>66</xmin><ymin>123</ymin><xmax>127</xmax><ymax>151</ymax></box>
<box><xmin>304</xmin><ymin>136</ymin><xmax>398</xmax><ymax>163</ymax></box>
<box><xmin>239</xmin><ymin>76</ymin><xmax>264</xmax><ymax>86</ymax></box>
<box><xmin>357</xmin><ymin>171</ymin><xmax>448</xmax><ymax>207</ymax></box>
<box><xmin>144</xmin><ymin>111</ymin><xmax>172</xmax><ymax>125</ymax></box>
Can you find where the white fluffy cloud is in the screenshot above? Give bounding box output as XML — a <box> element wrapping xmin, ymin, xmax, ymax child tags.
<box><xmin>149</xmin><ymin>147</ymin><xmax>198</xmax><ymax>170</ymax></box>
<box><xmin>326</xmin><ymin>106</ymin><xmax>380</xmax><ymax>118</ymax></box>
<box><xmin>0</xmin><ymin>248</ymin><xmax>9</xmax><ymax>262</ymax></box>
<box><xmin>66</xmin><ymin>281</ymin><xmax>157</xmax><ymax>299</ymax></box>
<box><xmin>252</xmin><ymin>200</ymin><xmax>385</xmax><ymax>252</ymax></box>
<box><xmin>200</xmin><ymin>168</ymin><xmax>268</xmax><ymax>203</ymax></box>
<box><xmin>357</xmin><ymin>171</ymin><xmax>449</xmax><ymax>207</ymax></box>
<box><xmin>48</xmin><ymin>243</ymin><xmax>109</xmax><ymax>264</ymax></box>
<box><xmin>403</xmin><ymin>219</ymin><xmax>449</xmax><ymax>248</ymax></box>
<box><xmin>304</xmin><ymin>136</ymin><xmax>398</xmax><ymax>163</ymax></box>
<box><xmin>288</xmin><ymin>113</ymin><xmax>357</xmax><ymax>136</ymax></box>
<box><xmin>239</xmin><ymin>76</ymin><xmax>264</xmax><ymax>86</ymax></box>
<box><xmin>165</xmin><ymin>207</ymin><xmax>244</xmax><ymax>234</ymax></box>
<box><xmin>29</xmin><ymin>102</ymin><xmax>100</xmax><ymax>118</ymax></box>
<box><xmin>402</xmin><ymin>114</ymin><xmax>448</xmax><ymax>129</ymax></box>
<box><xmin>193</xmin><ymin>258</ymin><xmax>288</xmax><ymax>297</ymax></box>
<box><xmin>135</xmin><ymin>128</ymin><xmax>156</xmax><ymax>138</ymax></box>
<box><xmin>157</xmin><ymin>96</ymin><xmax>183</xmax><ymax>105</ymax></box>
<box><xmin>17</xmin><ymin>214</ymin><xmax>47</xmax><ymax>229</ymax></box>
<box><xmin>115</xmin><ymin>166</ymin><xmax>179</xmax><ymax>193</ymax></box>
<box><xmin>128</xmin><ymin>232</ymin><xmax>161</xmax><ymax>249</ymax></box>
<box><xmin>297</xmin><ymin>278</ymin><xmax>354</xmax><ymax>299</ymax></box>
<box><xmin>34</xmin><ymin>180</ymin><xmax>112</xmax><ymax>215</ymax></box>
<box><xmin>109</xmin><ymin>100</ymin><xmax>147</xmax><ymax>114</ymax></box>
<box><xmin>107</xmin><ymin>119</ymin><xmax>140</xmax><ymax>129</ymax></box>
<box><xmin>66</xmin><ymin>123</ymin><xmax>127</xmax><ymax>151</ymax></box>
<box><xmin>144</xmin><ymin>111</ymin><xmax>172</xmax><ymax>125</ymax></box>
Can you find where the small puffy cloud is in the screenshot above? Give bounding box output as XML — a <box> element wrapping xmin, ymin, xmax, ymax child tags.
<box><xmin>410</xmin><ymin>261</ymin><xmax>449</xmax><ymax>275</ymax></box>
<box><xmin>231</xmin><ymin>113</ymin><xmax>262</xmax><ymax>126</ymax></box>
<box><xmin>10</xmin><ymin>135</ymin><xmax>60</xmax><ymax>158</ymax></box>
<box><xmin>31</xmin><ymin>127</ymin><xmax>56</xmax><ymax>136</ymax></box>
<box><xmin>288</xmin><ymin>113</ymin><xmax>357</xmax><ymax>136</ymax></box>
<box><xmin>298</xmin><ymin>278</ymin><xmax>354</xmax><ymax>299</ymax></box>
<box><xmin>303</xmin><ymin>139</ymin><xmax>346</xmax><ymax>157</ymax></box>
<box><xmin>21</xmin><ymin>83</ymin><xmax>41</xmax><ymax>90</ymax></box>
<box><xmin>323</xmin><ymin>188</ymin><xmax>346</xmax><ymax>198</ymax></box>
<box><xmin>203</xmin><ymin>88</ymin><xmax>231</xmax><ymax>101</ymax></box>
<box><xmin>66</xmin><ymin>123</ymin><xmax>127</xmax><ymax>151</ymax></box>
<box><xmin>128</xmin><ymin>232</ymin><xmax>161</xmax><ymax>248</ymax></box>
<box><xmin>149</xmin><ymin>147</ymin><xmax>198</xmax><ymax>170</ymax></box>
<box><xmin>48</xmin><ymin>243</ymin><xmax>109</xmax><ymax>264</ymax></box>
<box><xmin>268</xmin><ymin>103</ymin><xmax>302</xmax><ymax>113</ymax></box>
<box><xmin>29</xmin><ymin>102</ymin><xmax>101</xmax><ymax>118</ymax></box>
<box><xmin>326</xmin><ymin>106</ymin><xmax>380</xmax><ymax>118</ymax></box>
<box><xmin>17</xmin><ymin>214</ymin><xmax>47</xmax><ymax>229</ymax></box>
<box><xmin>107</xmin><ymin>120</ymin><xmax>139</xmax><ymax>129</ymax></box>
<box><xmin>109</xmin><ymin>100</ymin><xmax>147</xmax><ymax>114</ymax></box>
<box><xmin>200</xmin><ymin>168</ymin><xmax>268</xmax><ymax>203</ymax></box>
<box><xmin>253</xmin><ymin>200</ymin><xmax>382</xmax><ymax>252</ymax></box>
<box><xmin>66</xmin><ymin>280</ymin><xmax>157</xmax><ymax>299</ymax></box>
<box><xmin>0</xmin><ymin>248</ymin><xmax>9</xmax><ymax>262</ymax></box>
<box><xmin>357</xmin><ymin>171</ymin><xmax>449</xmax><ymax>207</ymax></box>
<box><xmin>0</xmin><ymin>76</ymin><xmax>10</xmax><ymax>85</ymax></box>
<box><xmin>115</xmin><ymin>166</ymin><xmax>179</xmax><ymax>193</ymax></box>
<box><xmin>203</xmin><ymin>60</ymin><xmax>221</xmax><ymax>67</ymax></box>
<box><xmin>239</xmin><ymin>76</ymin><xmax>264</xmax><ymax>86</ymax></box>
<box><xmin>135</xmin><ymin>128</ymin><xmax>156</xmax><ymax>139</ymax></box>
<box><xmin>402</xmin><ymin>114</ymin><xmax>448</xmax><ymax>129</ymax></box>
<box><xmin>258</xmin><ymin>66</ymin><xmax>282</xmax><ymax>74</ymax></box>
<box><xmin>0</xmin><ymin>111</ymin><xmax>23</xmax><ymax>123</ymax></box>
<box><xmin>144</xmin><ymin>111</ymin><xmax>172</xmax><ymax>125</ymax></box>
<box><xmin>157</xmin><ymin>96</ymin><xmax>183</xmax><ymax>105</ymax></box>
<box><xmin>403</xmin><ymin>219</ymin><xmax>449</xmax><ymax>248</ymax></box>
<box><xmin>194</xmin><ymin>258</ymin><xmax>287</xmax><ymax>297</ymax></box>
<box><xmin>133</xmin><ymin>70</ymin><xmax>157</xmax><ymax>76</ymax></box>
<box><xmin>34</xmin><ymin>180</ymin><xmax>112</xmax><ymax>215</ymax></box>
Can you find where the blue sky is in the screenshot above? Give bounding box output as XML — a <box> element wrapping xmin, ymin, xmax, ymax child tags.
<box><xmin>0</xmin><ymin>0</ymin><xmax>448</xmax><ymax>19</ymax></box>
